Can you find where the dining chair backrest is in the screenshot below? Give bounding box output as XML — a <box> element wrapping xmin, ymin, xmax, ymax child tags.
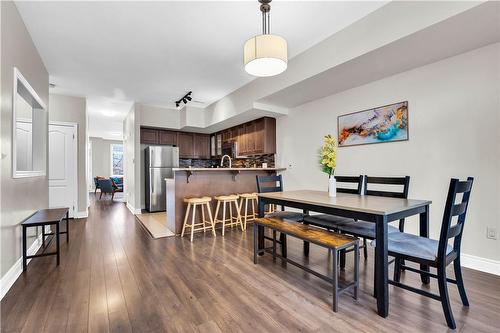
<box><xmin>94</xmin><ymin>177</ymin><xmax>100</xmax><ymax>188</ymax></box>
<box><xmin>364</xmin><ymin>176</ymin><xmax>410</xmax><ymax>199</ymax></box>
<box><xmin>98</xmin><ymin>179</ymin><xmax>113</xmax><ymax>193</ymax></box>
<box><xmin>256</xmin><ymin>175</ymin><xmax>283</xmax><ymax>193</ymax></box>
<box><xmin>335</xmin><ymin>175</ymin><xmax>363</xmax><ymax>194</ymax></box>
<box><xmin>437</xmin><ymin>177</ymin><xmax>474</xmax><ymax>261</ymax></box>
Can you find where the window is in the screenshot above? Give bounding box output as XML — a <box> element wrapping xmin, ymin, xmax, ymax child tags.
<box><xmin>111</xmin><ymin>144</ymin><xmax>123</xmax><ymax>176</ymax></box>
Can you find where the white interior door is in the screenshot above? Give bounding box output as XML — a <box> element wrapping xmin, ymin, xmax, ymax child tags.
<box><xmin>49</xmin><ymin>123</ymin><xmax>77</xmax><ymax>217</ymax></box>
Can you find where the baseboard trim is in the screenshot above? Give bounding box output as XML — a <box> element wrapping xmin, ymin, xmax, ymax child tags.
<box><xmin>126</xmin><ymin>203</ymin><xmax>142</xmax><ymax>215</ymax></box>
<box><xmin>461</xmin><ymin>253</ymin><xmax>500</xmax><ymax>276</ymax></box>
<box><xmin>0</xmin><ymin>234</ymin><xmax>44</xmax><ymax>300</ymax></box>
<box><xmin>74</xmin><ymin>210</ymin><xmax>88</xmax><ymax>219</ymax></box>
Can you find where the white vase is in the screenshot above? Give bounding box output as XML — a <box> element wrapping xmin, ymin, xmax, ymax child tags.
<box><xmin>328</xmin><ymin>177</ymin><xmax>337</xmax><ymax>197</ymax></box>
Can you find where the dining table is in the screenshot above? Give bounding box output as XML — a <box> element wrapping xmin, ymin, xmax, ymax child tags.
<box><xmin>256</xmin><ymin>190</ymin><xmax>432</xmax><ymax>318</ymax></box>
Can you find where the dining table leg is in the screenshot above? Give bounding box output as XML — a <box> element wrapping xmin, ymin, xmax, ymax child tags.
<box><xmin>419</xmin><ymin>206</ymin><xmax>431</xmax><ymax>284</ymax></box>
<box><xmin>375</xmin><ymin>215</ymin><xmax>389</xmax><ymax>317</ymax></box>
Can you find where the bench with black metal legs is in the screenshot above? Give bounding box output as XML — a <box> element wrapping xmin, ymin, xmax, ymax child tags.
<box><xmin>253</xmin><ymin>217</ymin><xmax>359</xmax><ymax>312</ymax></box>
<box><xmin>21</xmin><ymin>208</ymin><xmax>70</xmax><ymax>272</ymax></box>
<box><xmin>256</xmin><ymin>174</ymin><xmax>306</xmax><ymax>258</ymax></box>
<box><xmin>372</xmin><ymin>177</ymin><xmax>474</xmax><ymax>329</ymax></box>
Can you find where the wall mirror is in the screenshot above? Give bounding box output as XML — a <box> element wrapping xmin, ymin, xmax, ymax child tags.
<box><xmin>12</xmin><ymin>67</ymin><xmax>47</xmax><ymax>178</ymax></box>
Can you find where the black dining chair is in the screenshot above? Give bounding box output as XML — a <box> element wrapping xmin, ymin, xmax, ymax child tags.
<box><xmin>303</xmin><ymin>175</ymin><xmax>364</xmax><ymax>230</ymax></box>
<box><xmin>335</xmin><ymin>176</ymin><xmax>411</xmax><ymax>259</ymax></box>
<box><xmin>374</xmin><ymin>177</ymin><xmax>473</xmax><ymax>329</ymax></box>
<box><xmin>256</xmin><ymin>175</ymin><xmax>306</xmax><ymax>257</ymax></box>
<box><xmin>302</xmin><ymin>175</ymin><xmax>363</xmax><ymax>258</ymax></box>
<box><xmin>256</xmin><ymin>175</ymin><xmax>306</xmax><ymax>222</ymax></box>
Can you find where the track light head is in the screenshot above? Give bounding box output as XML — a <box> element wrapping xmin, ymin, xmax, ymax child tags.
<box><xmin>175</xmin><ymin>91</ymin><xmax>193</xmax><ymax>110</ymax></box>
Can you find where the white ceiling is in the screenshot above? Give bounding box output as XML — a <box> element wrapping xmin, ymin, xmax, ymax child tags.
<box><xmin>16</xmin><ymin>0</ymin><xmax>386</xmax><ymax>137</ymax></box>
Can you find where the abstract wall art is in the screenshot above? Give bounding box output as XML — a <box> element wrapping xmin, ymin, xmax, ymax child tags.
<box><xmin>338</xmin><ymin>101</ymin><xmax>408</xmax><ymax>147</ymax></box>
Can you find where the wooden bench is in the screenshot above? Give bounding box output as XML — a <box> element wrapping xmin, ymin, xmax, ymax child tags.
<box><xmin>253</xmin><ymin>217</ymin><xmax>359</xmax><ymax>312</ymax></box>
<box><xmin>21</xmin><ymin>208</ymin><xmax>69</xmax><ymax>272</ymax></box>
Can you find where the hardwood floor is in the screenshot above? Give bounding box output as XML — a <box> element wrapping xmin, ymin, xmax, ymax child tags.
<box><xmin>2</xmin><ymin>195</ymin><xmax>499</xmax><ymax>332</ymax></box>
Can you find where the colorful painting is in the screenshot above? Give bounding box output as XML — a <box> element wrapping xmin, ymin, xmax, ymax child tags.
<box><xmin>338</xmin><ymin>101</ymin><xmax>408</xmax><ymax>147</ymax></box>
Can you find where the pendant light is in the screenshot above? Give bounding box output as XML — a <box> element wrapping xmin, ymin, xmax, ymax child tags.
<box><xmin>244</xmin><ymin>0</ymin><xmax>287</xmax><ymax>77</ymax></box>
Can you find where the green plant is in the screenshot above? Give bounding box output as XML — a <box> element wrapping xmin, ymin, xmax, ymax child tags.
<box><xmin>320</xmin><ymin>134</ymin><xmax>337</xmax><ymax>178</ymax></box>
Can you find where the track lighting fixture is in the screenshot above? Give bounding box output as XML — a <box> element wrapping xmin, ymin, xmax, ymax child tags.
<box><xmin>175</xmin><ymin>91</ymin><xmax>192</xmax><ymax>109</ymax></box>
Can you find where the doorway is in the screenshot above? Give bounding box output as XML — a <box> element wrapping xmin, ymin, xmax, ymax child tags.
<box><xmin>48</xmin><ymin>122</ymin><xmax>78</xmax><ymax>217</ymax></box>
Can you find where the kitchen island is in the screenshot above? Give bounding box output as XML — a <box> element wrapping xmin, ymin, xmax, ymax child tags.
<box><xmin>165</xmin><ymin>168</ymin><xmax>285</xmax><ymax>234</ymax></box>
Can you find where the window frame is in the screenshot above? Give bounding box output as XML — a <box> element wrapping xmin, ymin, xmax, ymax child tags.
<box><xmin>110</xmin><ymin>143</ymin><xmax>124</xmax><ymax>177</ymax></box>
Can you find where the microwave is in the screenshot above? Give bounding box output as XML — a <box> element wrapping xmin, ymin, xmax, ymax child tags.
<box><xmin>222</xmin><ymin>141</ymin><xmax>246</xmax><ymax>158</ymax></box>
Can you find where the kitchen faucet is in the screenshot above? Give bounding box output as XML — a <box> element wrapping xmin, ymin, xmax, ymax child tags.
<box><xmin>220</xmin><ymin>155</ymin><xmax>232</xmax><ymax>168</ymax></box>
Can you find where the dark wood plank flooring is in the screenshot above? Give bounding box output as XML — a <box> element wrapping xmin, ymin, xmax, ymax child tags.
<box><xmin>1</xmin><ymin>195</ymin><xmax>499</xmax><ymax>332</ymax></box>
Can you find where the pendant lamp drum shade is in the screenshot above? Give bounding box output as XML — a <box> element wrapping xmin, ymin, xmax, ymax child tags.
<box><xmin>244</xmin><ymin>35</ymin><xmax>287</xmax><ymax>77</ymax></box>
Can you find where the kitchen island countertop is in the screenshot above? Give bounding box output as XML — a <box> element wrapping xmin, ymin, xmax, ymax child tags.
<box><xmin>172</xmin><ymin>167</ymin><xmax>286</xmax><ymax>172</ymax></box>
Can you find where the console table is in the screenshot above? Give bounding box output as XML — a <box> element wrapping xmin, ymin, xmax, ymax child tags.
<box><xmin>21</xmin><ymin>208</ymin><xmax>70</xmax><ymax>272</ymax></box>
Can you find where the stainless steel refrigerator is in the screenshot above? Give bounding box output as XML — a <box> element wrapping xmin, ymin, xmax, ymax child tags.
<box><xmin>145</xmin><ymin>146</ymin><xmax>179</xmax><ymax>212</ymax></box>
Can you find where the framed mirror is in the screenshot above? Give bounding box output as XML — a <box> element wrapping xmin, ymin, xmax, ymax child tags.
<box><xmin>12</xmin><ymin>67</ymin><xmax>47</xmax><ymax>178</ymax></box>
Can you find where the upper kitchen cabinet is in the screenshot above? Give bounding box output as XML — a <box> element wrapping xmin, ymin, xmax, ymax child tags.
<box><xmin>193</xmin><ymin>134</ymin><xmax>210</xmax><ymax>159</ymax></box>
<box><xmin>140</xmin><ymin>128</ymin><xmax>159</xmax><ymax>144</ymax></box>
<box><xmin>140</xmin><ymin>116</ymin><xmax>276</xmax><ymax>157</ymax></box>
<box><xmin>159</xmin><ymin>130</ymin><xmax>177</xmax><ymax>145</ymax></box>
<box><xmin>177</xmin><ymin>132</ymin><xmax>194</xmax><ymax>158</ymax></box>
<box><xmin>177</xmin><ymin>132</ymin><xmax>211</xmax><ymax>159</ymax></box>
<box><xmin>238</xmin><ymin>117</ymin><xmax>276</xmax><ymax>156</ymax></box>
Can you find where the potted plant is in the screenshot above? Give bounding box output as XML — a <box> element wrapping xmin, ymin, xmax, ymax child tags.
<box><xmin>320</xmin><ymin>134</ymin><xmax>337</xmax><ymax>197</ymax></box>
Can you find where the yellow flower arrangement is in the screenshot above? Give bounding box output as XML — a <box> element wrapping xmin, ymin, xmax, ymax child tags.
<box><xmin>320</xmin><ymin>134</ymin><xmax>337</xmax><ymax>177</ymax></box>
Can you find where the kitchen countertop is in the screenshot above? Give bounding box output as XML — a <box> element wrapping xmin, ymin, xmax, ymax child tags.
<box><xmin>172</xmin><ymin>167</ymin><xmax>286</xmax><ymax>172</ymax></box>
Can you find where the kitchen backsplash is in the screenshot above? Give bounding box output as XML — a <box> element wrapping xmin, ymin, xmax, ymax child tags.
<box><xmin>179</xmin><ymin>154</ymin><xmax>275</xmax><ymax>168</ymax></box>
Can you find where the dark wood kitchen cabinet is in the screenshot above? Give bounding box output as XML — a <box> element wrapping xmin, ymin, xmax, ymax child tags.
<box><xmin>245</xmin><ymin>121</ymin><xmax>256</xmax><ymax>154</ymax></box>
<box><xmin>237</xmin><ymin>117</ymin><xmax>276</xmax><ymax>156</ymax></box>
<box><xmin>193</xmin><ymin>134</ymin><xmax>210</xmax><ymax>159</ymax></box>
<box><xmin>140</xmin><ymin>128</ymin><xmax>158</xmax><ymax>144</ymax></box>
<box><xmin>140</xmin><ymin>116</ymin><xmax>275</xmax><ymax>157</ymax></box>
<box><xmin>158</xmin><ymin>130</ymin><xmax>177</xmax><ymax>145</ymax></box>
<box><xmin>177</xmin><ymin>132</ymin><xmax>194</xmax><ymax>158</ymax></box>
<box><xmin>237</xmin><ymin>125</ymin><xmax>247</xmax><ymax>155</ymax></box>
<box><xmin>177</xmin><ymin>132</ymin><xmax>210</xmax><ymax>159</ymax></box>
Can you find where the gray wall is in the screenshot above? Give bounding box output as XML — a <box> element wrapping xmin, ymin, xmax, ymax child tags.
<box><xmin>0</xmin><ymin>1</ymin><xmax>49</xmax><ymax>277</ymax></box>
<box><xmin>89</xmin><ymin>137</ymin><xmax>123</xmax><ymax>189</ymax></box>
<box><xmin>48</xmin><ymin>94</ymin><xmax>88</xmax><ymax>216</ymax></box>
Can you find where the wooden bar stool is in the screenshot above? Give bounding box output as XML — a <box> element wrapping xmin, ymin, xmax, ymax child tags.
<box><xmin>181</xmin><ymin>196</ymin><xmax>216</xmax><ymax>242</ymax></box>
<box><xmin>213</xmin><ymin>195</ymin><xmax>243</xmax><ymax>236</ymax></box>
<box><xmin>238</xmin><ymin>193</ymin><xmax>258</xmax><ymax>230</ymax></box>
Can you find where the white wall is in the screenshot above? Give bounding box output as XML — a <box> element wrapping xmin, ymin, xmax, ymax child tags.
<box><xmin>277</xmin><ymin>43</ymin><xmax>500</xmax><ymax>262</ymax></box>
<box><xmin>49</xmin><ymin>94</ymin><xmax>88</xmax><ymax>216</ymax></box>
<box><xmin>124</xmin><ymin>105</ymin><xmax>138</xmax><ymax>213</ymax></box>
<box><xmin>89</xmin><ymin>137</ymin><xmax>123</xmax><ymax>189</ymax></box>
<box><xmin>1</xmin><ymin>1</ymin><xmax>49</xmax><ymax>279</ymax></box>
<box><xmin>138</xmin><ymin>103</ymin><xmax>180</xmax><ymax>129</ymax></box>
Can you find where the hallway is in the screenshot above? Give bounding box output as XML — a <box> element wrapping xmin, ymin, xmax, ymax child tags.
<box><xmin>1</xmin><ymin>195</ymin><xmax>499</xmax><ymax>332</ymax></box>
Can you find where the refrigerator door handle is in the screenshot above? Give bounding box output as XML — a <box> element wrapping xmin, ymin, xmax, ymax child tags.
<box><xmin>150</xmin><ymin>171</ymin><xmax>154</xmax><ymax>194</ymax></box>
